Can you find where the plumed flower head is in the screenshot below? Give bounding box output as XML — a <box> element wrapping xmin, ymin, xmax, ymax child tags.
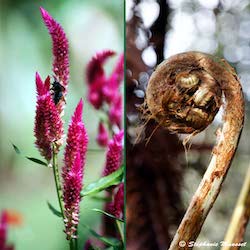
<box><xmin>0</xmin><ymin>211</ymin><xmax>7</xmax><ymax>250</ymax></box>
<box><xmin>0</xmin><ymin>211</ymin><xmax>14</xmax><ymax>250</ymax></box>
<box><xmin>96</xmin><ymin>122</ymin><xmax>109</xmax><ymax>147</ymax></box>
<box><xmin>102</xmin><ymin>130</ymin><xmax>124</xmax><ymax>176</ymax></box>
<box><xmin>109</xmin><ymin>94</ymin><xmax>122</xmax><ymax>127</ymax></box>
<box><xmin>63</xmin><ymin>152</ymin><xmax>82</xmax><ymax>240</ymax></box>
<box><xmin>86</xmin><ymin>51</ymin><xmax>124</xmax><ymax>109</ymax></box>
<box><xmin>63</xmin><ymin>99</ymin><xmax>88</xmax><ymax>175</ymax></box>
<box><xmin>86</xmin><ymin>50</ymin><xmax>115</xmax><ymax>84</ymax></box>
<box><xmin>86</xmin><ymin>50</ymin><xmax>115</xmax><ymax>109</ymax></box>
<box><xmin>34</xmin><ymin>72</ymin><xmax>64</xmax><ymax>161</ymax></box>
<box><xmin>84</xmin><ymin>239</ymin><xmax>93</xmax><ymax>250</ymax></box>
<box><xmin>103</xmin><ymin>54</ymin><xmax>124</xmax><ymax>105</ymax></box>
<box><xmin>40</xmin><ymin>7</ymin><xmax>69</xmax><ymax>89</ymax></box>
<box><xmin>102</xmin><ymin>53</ymin><xmax>124</xmax><ymax>104</ymax></box>
<box><xmin>107</xmin><ymin>183</ymin><xmax>124</xmax><ymax>219</ymax></box>
<box><xmin>111</xmin><ymin>53</ymin><xmax>124</xmax><ymax>84</ymax></box>
<box><xmin>62</xmin><ymin>99</ymin><xmax>88</xmax><ymax>240</ymax></box>
<box><xmin>40</xmin><ymin>7</ymin><xmax>69</xmax><ymax>114</ymax></box>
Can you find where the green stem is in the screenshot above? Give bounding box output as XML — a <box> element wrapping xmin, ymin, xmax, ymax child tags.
<box><xmin>52</xmin><ymin>144</ymin><xmax>65</xmax><ymax>219</ymax></box>
<box><xmin>75</xmin><ymin>228</ymin><xmax>78</xmax><ymax>250</ymax></box>
<box><xmin>69</xmin><ymin>239</ymin><xmax>74</xmax><ymax>250</ymax></box>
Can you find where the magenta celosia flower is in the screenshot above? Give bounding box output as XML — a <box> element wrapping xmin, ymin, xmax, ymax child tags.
<box><xmin>107</xmin><ymin>183</ymin><xmax>124</xmax><ymax>219</ymax></box>
<box><xmin>0</xmin><ymin>211</ymin><xmax>7</xmax><ymax>250</ymax></box>
<box><xmin>63</xmin><ymin>99</ymin><xmax>88</xmax><ymax>176</ymax></box>
<box><xmin>40</xmin><ymin>7</ymin><xmax>69</xmax><ymax>115</ymax></box>
<box><xmin>63</xmin><ymin>152</ymin><xmax>82</xmax><ymax>240</ymax></box>
<box><xmin>34</xmin><ymin>72</ymin><xmax>64</xmax><ymax>161</ymax></box>
<box><xmin>87</xmin><ymin>79</ymin><xmax>104</xmax><ymax>110</ymax></box>
<box><xmin>109</xmin><ymin>94</ymin><xmax>122</xmax><ymax>127</ymax></box>
<box><xmin>86</xmin><ymin>50</ymin><xmax>115</xmax><ymax>85</ymax></box>
<box><xmin>96</xmin><ymin>122</ymin><xmax>109</xmax><ymax>147</ymax></box>
<box><xmin>0</xmin><ymin>211</ymin><xmax>14</xmax><ymax>250</ymax></box>
<box><xmin>102</xmin><ymin>54</ymin><xmax>124</xmax><ymax>104</ymax></box>
<box><xmin>86</xmin><ymin>51</ymin><xmax>124</xmax><ymax>109</ymax></box>
<box><xmin>40</xmin><ymin>7</ymin><xmax>69</xmax><ymax>90</ymax></box>
<box><xmin>86</xmin><ymin>50</ymin><xmax>115</xmax><ymax>109</ymax></box>
<box><xmin>84</xmin><ymin>239</ymin><xmax>93</xmax><ymax>250</ymax></box>
<box><xmin>111</xmin><ymin>54</ymin><xmax>124</xmax><ymax>84</ymax></box>
<box><xmin>102</xmin><ymin>130</ymin><xmax>124</xmax><ymax>176</ymax></box>
<box><xmin>62</xmin><ymin>99</ymin><xmax>88</xmax><ymax>240</ymax></box>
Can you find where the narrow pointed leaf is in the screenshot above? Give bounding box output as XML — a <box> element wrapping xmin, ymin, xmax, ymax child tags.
<box><xmin>12</xmin><ymin>143</ymin><xmax>21</xmax><ymax>154</ymax></box>
<box><xmin>81</xmin><ymin>167</ymin><xmax>123</xmax><ymax>197</ymax></box>
<box><xmin>26</xmin><ymin>157</ymin><xmax>48</xmax><ymax>167</ymax></box>
<box><xmin>47</xmin><ymin>201</ymin><xmax>62</xmax><ymax>218</ymax></box>
<box><xmin>81</xmin><ymin>223</ymin><xmax>121</xmax><ymax>247</ymax></box>
<box><xmin>92</xmin><ymin>208</ymin><xmax>124</xmax><ymax>222</ymax></box>
<box><xmin>12</xmin><ymin>143</ymin><xmax>49</xmax><ymax>167</ymax></box>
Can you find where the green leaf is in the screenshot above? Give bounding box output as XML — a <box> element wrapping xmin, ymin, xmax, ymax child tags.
<box><xmin>47</xmin><ymin>201</ymin><xmax>62</xmax><ymax>218</ymax></box>
<box><xmin>12</xmin><ymin>143</ymin><xmax>21</xmax><ymax>154</ymax></box>
<box><xmin>92</xmin><ymin>209</ymin><xmax>124</xmax><ymax>223</ymax></box>
<box><xmin>81</xmin><ymin>167</ymin><xmax>123</xmax><ymax>197</ymax></box>
<box><xmin>11</xmin><ymin>143</ymin><xmax>49</xmax><ymax>167</ymax></box>
<box><xmin>82</xmin><ymin>223</ymin><xmax>121</xmax><ymax>247</ymax></box>
<box><xmin>26</xmin><ymin>157</ymin><xmax>48</xmax><ymax>166</ymax></box>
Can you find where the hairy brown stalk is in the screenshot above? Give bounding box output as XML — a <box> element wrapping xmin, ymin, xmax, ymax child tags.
<box><xmin>221</xmin><ymin>164</ymin><xmax>250</xmax><ymax>250</ymax></box>
<box><xmin>143</xmin><ymin>52</ymin><xmax>244</xmax><ymax>249</ymax></box>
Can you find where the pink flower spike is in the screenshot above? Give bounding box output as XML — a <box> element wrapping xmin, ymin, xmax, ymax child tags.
<box><xmin>34</xmin><ymin>72</ymin><xmax>64</xmax><ymax>161</ymax></box>
<box><xmin>109</xmin><ymin>94</ymin><xmax>123</xmax><ymax>127</ymax></box>
<box><xmin>96</xmin><ymin>122</ymin><xmax>109</xmax><ymax>147</ymax></box>
<box><xmin>84</xmin><ymin>239</ymin><xmax>93</xmax><ymax>250</ymax></box>
<box><xmin>107</xmin><ymin>183</ymin><xmax>124</xmax><ymax>219</ymax></box>
<box><xmin>44</xmin><ymin>75</ymin><xmax>51</xmax><ymax>92</ymax></box>
<box><xmin>35</xmin><ymin>72</ymin><xmax>46</xmax><ymax>96</ymax></box>
<box><xmin>62</xmin><ymin>99</ymin><xmax>88</xmax><ymax>240</ymax></box>
<box><xmin>86</xmin><ymin>50</ymin><xmax>116</xmax><ymax>109</ymax></box>
<box><xmin>110</xmin><ymin>53</ymin><xmax>124</xmax><ymax>85</ymax></box>
<box><xmin>102</xmin><ymin>130</ymin><xmax>124</xmax><ymax>176</ymax></box>
<box><xmin>0</xmin><ymin>211</ymin><xmax>14</xmax><ymax>250</ymax></box>
<box><xmin>40</xmin><ymin>7</ymin><xmax>69</xmax><ymax>91</ymax></box>
<box><xmin>86</xmin><ymin>50</ymin><xmax>115</xmax><ymax>84</ymax></box>
<box><xmin>63</xmin><ymin>99</ymin><xmax>88</xmax><ymax>176</ymax></box>
<box><xmin>0</xmin><ymin>211</ymin><xmax>7</xmax><ymax>249</ymax></box>
<box><xmin>102</xmin><ymin>54</ymin><xmax>123</xmax><ymax>105</ymax></box>
<box><xmin>63</xmin><ymin>153</ymin><xmax>82</xmax><ymax>240</ymax></box>
<box><xmin>88</xmin><ymin>80</ymin><xmax>104</xmax><ymax>109</ymax></box>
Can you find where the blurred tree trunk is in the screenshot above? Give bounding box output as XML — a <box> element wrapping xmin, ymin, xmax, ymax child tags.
<box><xmin>126</xmin><ymin>1</ymin><xmax>185</xmax><ymax>249</ymax></box>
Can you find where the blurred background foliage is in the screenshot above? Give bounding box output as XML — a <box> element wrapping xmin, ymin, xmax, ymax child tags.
<box><xmin>0</xmin><ymin>0</ymin><xmax>123</xmax><ymax>249</ymax></box>
<box><xmin>126</xmin><ymin>0</ymin><xmax>250</xmax><ymax>249</ymax></box>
